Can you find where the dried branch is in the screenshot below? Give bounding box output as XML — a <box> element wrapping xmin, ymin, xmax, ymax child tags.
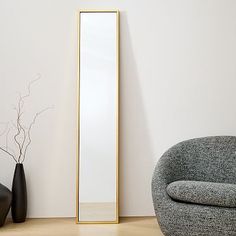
<box><xmin>11</xmin><ymin>121</ymin><xmax>20</xmax><ymax>151</ymax></box>
<box><xmin>21</xmin><ymin>106</ymin><xmax>53</xmax><ymax>163</ymax></box>
<box><xmin>21</xmin><ymin>74</ymin><xmax>41</xmax><ymax>101</ymax></box>
<box><xmin>2</xmin><ymin>145</ymin><xmax>16</xmax><ymax>157</ymax></box>
<box><xmin>0</xmin><ymin>146</ymin><xmax>17</xmax><ymax>163</ymax></box>
<box><xmin>0</xmin><ymin>124</ymin><xmax>17</xmax><ymax>162</ymax></box>
<box><xmin>15</xmin><ymin>75</ymin><xmax>41</xmax><ymax>162</ymax></box>
<box><xmin>16</xmin><ymin>106</ymin><xmax>27</xmax><ymax>162</ymax></box>
<box><xmin>16</xmin><ymin>75</ymin><xmax>41</xmax><ymax>113</ymax></box>
<box><xmin>0</xmin><ymin>75</ymin><xmax>51</xmax><ymax>164</ymax></box>
<box><xmin>19</xmin><ymin>124</ymin><xmax>26</xmax><ymax>161</ymax></box>
<box><xmin>13</xmin><ymin>105</ymin><xmax>24</xmax><ymax>162</ymax></box>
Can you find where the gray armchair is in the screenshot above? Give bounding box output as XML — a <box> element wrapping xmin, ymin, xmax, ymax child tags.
<box><xmin>152</xmin><ymin>136</ymin><xmax>236</xmax><ymax>236</ymax></box>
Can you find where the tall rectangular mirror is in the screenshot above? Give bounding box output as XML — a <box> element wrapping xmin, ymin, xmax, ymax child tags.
<box><xmin>76</xmin><ymin>10</ymin><xmax>119</xmax><ymax>224</ymax></box>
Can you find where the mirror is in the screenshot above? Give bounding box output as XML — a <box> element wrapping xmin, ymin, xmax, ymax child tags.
<box><xmin>76</xmin><ymin>10</ymin><xmax>119</xmax><ymax>223</ymax></box>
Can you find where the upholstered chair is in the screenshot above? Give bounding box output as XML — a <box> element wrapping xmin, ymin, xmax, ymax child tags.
<box><xmin>0</xmin><ymin>183</ymin><xmax>12</xmax><ymax>227</ymax></box>
<box><xmin>152</xmin><ymin>136</ymin><xmax>236</xmax><ymax>236</ymax></box>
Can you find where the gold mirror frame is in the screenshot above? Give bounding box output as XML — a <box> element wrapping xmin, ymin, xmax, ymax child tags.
<box><xmin>76</xmin><ymin>10</ymin><xmax>120</xmax><ymax>224</ymax></box>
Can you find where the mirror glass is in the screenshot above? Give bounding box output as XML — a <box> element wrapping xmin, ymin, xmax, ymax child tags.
<box><xmin>77</xmin><ymin>11</ymin><xmax>119</xmax><ymax>223</ymax></box>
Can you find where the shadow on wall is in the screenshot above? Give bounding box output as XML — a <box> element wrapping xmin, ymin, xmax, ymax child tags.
<box><xmin>119</xmin><ymin>12</ymin><xmax>156</xmax><ymax>216</ymax></box>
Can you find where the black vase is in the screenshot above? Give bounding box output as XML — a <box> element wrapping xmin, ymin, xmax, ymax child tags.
<box><xmin>12</xmin><ymin>163</ymin><xmax>27</xmax><ymax>223</ymax></box>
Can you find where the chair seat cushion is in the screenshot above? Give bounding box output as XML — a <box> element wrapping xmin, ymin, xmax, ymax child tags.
<box><xmin>166</xmin><ymin>180</ymin><xmax>236</xmax><ymax>208</ymax></box>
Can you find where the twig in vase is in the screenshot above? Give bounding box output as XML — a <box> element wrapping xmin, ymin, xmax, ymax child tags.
<box><xmin>21</xmin><ymin>106</ymin><xmax>53</xmax><ymax>163</ymax></box>
<box><xmin>0</xmin><ymin>75</ymin><xmax>52</xmax><ymax>163</ymax></box>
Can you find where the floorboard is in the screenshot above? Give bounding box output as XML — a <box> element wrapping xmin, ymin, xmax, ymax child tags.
<box><xmin>0</xmin><ymin>217</ymin><xmax>164</xmax><ymax>236</ymax></box>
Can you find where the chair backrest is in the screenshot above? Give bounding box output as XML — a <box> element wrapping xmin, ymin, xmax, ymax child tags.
<box><xmin>174</xmin><ymin>136</ymin><xmax>236</xmax><ymax>184</ymax></box>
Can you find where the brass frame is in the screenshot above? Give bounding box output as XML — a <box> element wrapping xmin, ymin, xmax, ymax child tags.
<box><xmin>76</xmin><ymin>9</ymin><xmax>120</xmax><ymax>224</ymax></box>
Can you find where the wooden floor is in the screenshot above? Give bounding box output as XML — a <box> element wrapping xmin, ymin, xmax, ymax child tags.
<box><xmin>0</xmin><ymin>217</ymin><xmax>164</xmax><ymax>236</ymax></box>
<box><xmin>79</xmin><ymin>202</ymin><xmax>116</xmax><ymax>221</ymax></box>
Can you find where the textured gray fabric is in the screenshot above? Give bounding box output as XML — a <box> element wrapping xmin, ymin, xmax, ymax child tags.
<box><xmin>152</xmin><ymin>136</ymin><xmax>236</xmax><ymax>236</ymax></box>
<box><xmin>166</xmin><ymin>180</ymin><xmax>236</xmax><ymax>208</ymax></box>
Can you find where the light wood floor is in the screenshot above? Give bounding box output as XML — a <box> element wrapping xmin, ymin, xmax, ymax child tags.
<box><xmin>0</xmin><ymin>217</ymin><xmax>164</xmax><ymax>236</ymax></box>
<box><xmin>79</xmin><ymin>202</ymin><xmax>116</xmax><ymax>221</ymax></box>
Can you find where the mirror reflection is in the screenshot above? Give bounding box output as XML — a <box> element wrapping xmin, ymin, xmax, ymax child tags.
<box><xmin>77</xmin><ymin>11</ymin><xmax>119</xmax><ymax>223</ymax></box>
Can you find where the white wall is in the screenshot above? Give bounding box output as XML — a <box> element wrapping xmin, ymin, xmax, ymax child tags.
<box><xmin>1</xmin><ymin>0</ymin><xmax>236</xmax><ymax>217</ymax></box>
